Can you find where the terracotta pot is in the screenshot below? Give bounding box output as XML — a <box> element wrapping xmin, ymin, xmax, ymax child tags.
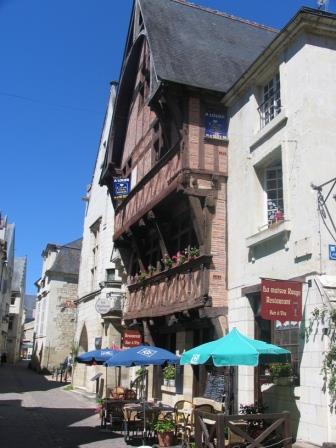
<box><xmin>157</xmin><ymin>431</ymin><xmax>175</xmax><ymax>447</ymax></box>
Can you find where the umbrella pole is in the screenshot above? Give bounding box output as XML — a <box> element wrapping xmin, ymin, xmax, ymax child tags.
<box><xmin>105</xmin><ymin>365</ymin><xmax>107</xmax><ymax>399</ymax></box>
<box><xmin>142</xmin><ymin>397</ymin><xmax>146</xmax><ymax>445</ymax></box>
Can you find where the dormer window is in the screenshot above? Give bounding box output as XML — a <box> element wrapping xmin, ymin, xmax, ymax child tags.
<box><xmin>258</xmin><ymin>73</ymin><xmax>281</xmax><ymax>129</ymax></box>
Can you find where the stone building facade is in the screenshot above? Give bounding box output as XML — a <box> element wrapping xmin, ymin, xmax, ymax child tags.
<box><xmin>225</xmin><ymin>7</ymin><xmax>336</xmax><ymax>445</ymax></box>
<box><xmin>73</xmin><ymin>84</ymin><xmax>125</xmax><ymax>395</ymax></box>
<box><xmin>33</xmin><ymin>239</ymin><xmax>82</xmax><ymax>372</ymax></box>
<box><xmin>0</xmin><ymin>213</ymin><xmax>15</xmax><ymax>354</ymax></box>
<box><xmin>7</xmin><ymin>257</ymin><xmax>27</xmax><ymax>363</ymax></box>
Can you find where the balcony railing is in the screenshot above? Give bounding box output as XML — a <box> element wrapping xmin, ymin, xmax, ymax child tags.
<box><xmin>123</xmin><ymin>255</ymin><xmax>212</xmax><ymax>320</ymax></box>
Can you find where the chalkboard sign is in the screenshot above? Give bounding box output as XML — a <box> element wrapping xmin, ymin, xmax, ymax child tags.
<box><xmin>203</xmin><ymin>371</ymin><xmax>226</xmax><ymax>402</ymax></box>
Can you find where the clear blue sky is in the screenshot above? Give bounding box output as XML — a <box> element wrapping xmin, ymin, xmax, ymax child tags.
<box><xmin>0</xmin><ymin>0</ymin><xmax>334</xmax><ymax>294</ymax></box>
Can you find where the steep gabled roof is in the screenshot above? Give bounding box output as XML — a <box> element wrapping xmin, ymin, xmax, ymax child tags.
<box><xmin>49</xmin><ymin>238</ymin><xmax>82</xmax><ymax>276</ymax></box>
<box><xmin>139</xmin><ymin>0</ymin><xmax>277</xmax><ymax>93</ymax></box>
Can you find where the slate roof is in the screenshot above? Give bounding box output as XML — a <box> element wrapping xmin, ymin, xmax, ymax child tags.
<box><xmin>138</xmin><ymin>0</ymin><xmax>277</xmax><ymax>93</ymax></box>
<box><xmin>49</xmin><ymin>238</ymin><xmax>82</xmax><ymax>276</ymax></box>
<box><xmin>12</xmin><ymin>257</ymin><xmax>27</xmax><ymax>292</ymax></box>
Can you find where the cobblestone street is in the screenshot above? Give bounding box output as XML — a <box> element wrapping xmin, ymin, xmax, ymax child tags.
<box><xmin>0</xmin><ymin>362</ymin><xmax>128</xmax><ymax>448</ymax></box>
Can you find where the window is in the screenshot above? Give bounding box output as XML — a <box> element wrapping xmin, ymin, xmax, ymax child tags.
<box><xmin>144</xmin><ymin>231</ymin><xmax>160</xmax><ymax>269</ymax></box>
<box><xmin>10</xmin><ymin>295</ymin><xmax>16</xmax><ymax>305</ymax></box>
<box><xmin>274</xmin><ymin>322</ymin><xmax>300</xmax><ymax>383</ymax></box>
<box><xmin>169</xmin><ymin>212</ymin><xmax>198</xmax><ymax>255</ymax></box>
<box><xmin>8</xmin><ymin>315</ymin><xmax>14</xmax><ymax>330</ymax></box>
<box><xmin>265</xmin><ymin>164</ymin><xmax>284</xmax><ymax>225</ymax></box>
<box><xmin>258</xmin><ymin>73</ymin><xmax>281</xmax><ymax>128</ymax></box>
<box><xmin>90</xmin><ymin>219</ymin><xmax>101</xmax><ymax>290</ymax></box>
<box><xmin>106</xmin><ymin>269</ymin><xmax>116</xmax><ymax>282</ymax></box>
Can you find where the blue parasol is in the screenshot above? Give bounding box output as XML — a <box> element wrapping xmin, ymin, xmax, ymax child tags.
<box><xmin>104</xmin><ymin>345</ymin><xmax>179</xmax><ymax>367</ymax></box>
<box><xmin>76</xmin><ymin>348</ymin><xmax>119</xmax><ymax>364</ymax></box>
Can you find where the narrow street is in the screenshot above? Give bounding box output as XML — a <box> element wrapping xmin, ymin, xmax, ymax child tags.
<box><xmin>0</xmin><ymin>362</ymin><xmax>127</xmax><ymax>448</ymax></box>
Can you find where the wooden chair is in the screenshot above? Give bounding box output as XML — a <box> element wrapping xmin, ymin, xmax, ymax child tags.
<box><xmin>122</xmin><ymin>407</ymin><xmax>144</xmax><ymax>442</ymax></box>
<box><xmin>101</xmin><ymin>400</ymin><xmax>124</xmax><ymax>432</ymax></box>
<box><xmin>174</xmin><ymin>400</ymin><xmax>194</xmax><ymax>443</ymax></box>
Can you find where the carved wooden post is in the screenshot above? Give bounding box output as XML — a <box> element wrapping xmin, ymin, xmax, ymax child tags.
<box><xmin>282</xmin><ymin>411</ymin><xmax>292</xmax><ymax>448</ymax></box>
<box><xmin>194</xmin><ymin>409</ymin><xmax>202</xmax><ymax>447</ymax></box>
<box><xmin>216</xmin><ymin>413</ymin><xmax>226</xmax><ymax>448</ymax></box>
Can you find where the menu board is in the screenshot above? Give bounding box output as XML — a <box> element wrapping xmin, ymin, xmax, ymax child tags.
<box><xmin>203</xmin><ymin>371</ymin><xmax>226</xmax><ymax>402</ymax></box>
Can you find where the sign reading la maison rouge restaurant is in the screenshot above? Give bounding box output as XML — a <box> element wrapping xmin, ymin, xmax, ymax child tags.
<box><xmin>204</xmin><ymin>112</ymin><xmax>228</xmax><ymax>140</ymax></box>
<box><xmin>112</xmin><ymin>178</ymin><xmax>130</xmax><ymax>200</ymax></box>
<box><xmin>261</xmin><ymin>278</ymin><xmax>302</xmax><ymax>322</ymax></box>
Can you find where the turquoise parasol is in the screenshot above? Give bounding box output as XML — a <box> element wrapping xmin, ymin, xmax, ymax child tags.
<box><xmin>180</xmin><ymin>327</ymin><xmax>291</xmax><ymax>367</ymax></box>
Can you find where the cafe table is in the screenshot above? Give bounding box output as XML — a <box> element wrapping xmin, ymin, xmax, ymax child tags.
<box><xmin>122</xmin><ymin>401</ymin><xmax>174</xmax><ymax>442</ymax></box>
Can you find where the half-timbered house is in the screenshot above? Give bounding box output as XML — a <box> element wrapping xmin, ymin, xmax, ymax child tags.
<box><xmin>100</xmin><ymin>0</ymin><xmax>276</xmax><ymax>403</ymax></box>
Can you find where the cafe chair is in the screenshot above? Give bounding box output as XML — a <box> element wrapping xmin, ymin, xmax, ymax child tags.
<box><xmin>122</xmin><ymin>407</ymin><xmax>144</xmax><ymax>442</ymax></box>
<box><xmin>101</xmin><ymin>401</ymin><xmax>124</xmax><ymax>432</ymax></box>
<box><xmin>174</xmin><ymin>400</ymin><xmax>194</xmax><ymax>442</ymax></box>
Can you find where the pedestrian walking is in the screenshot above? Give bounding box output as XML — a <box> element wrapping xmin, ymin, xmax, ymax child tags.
<box><xmin>63</xmin><ymin>353</ymin><xmax>72</xmax><ymax>382</ymax></box>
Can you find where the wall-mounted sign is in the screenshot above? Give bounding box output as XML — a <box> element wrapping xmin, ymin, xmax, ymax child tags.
<box><xmin>261</xmin><ymin>278</ymin><xmax>302</xmax><ymax>323</ymax></box>
<box><xmin>95</xmin><ymin>296</ymin><xmax>112</xmax><ymax>315</ymax></box>
<box><xmin>329</xmin><ymin>244</ymin><xmax>336</xmax><ymax>260</ymax></box>
<box><xmin>122</xmin><ymin>329</ymin><xmax>142</xmax><ymax>348</ymax></box>
<box><xmin>112</xmin><ymin>178</ymin><xmax>130</xmax><ymax>199</ymax></box>
<box><xmin>204</xmin><ymin>112</ymin><xmax>227</xmax><ymax>140</ymax></box>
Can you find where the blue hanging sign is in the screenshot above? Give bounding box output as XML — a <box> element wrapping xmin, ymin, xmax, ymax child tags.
<box><xmin>112</xmin><ymin>178</ymin><xmax>130</xmax><ymax>199</ymax></box>
<box><xmin>329</xmin><ymin>244</ymin><xmax>336</xmax><ymax>260</ymax></box>
<box><xmin>204</xmin><ymin>112</ymin><xmax>227</xmax><ymax>140</ymax></box>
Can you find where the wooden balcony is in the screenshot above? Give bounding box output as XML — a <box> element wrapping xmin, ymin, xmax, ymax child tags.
<box><xmin>114</xmin><ymin>147</ymin><xmax>182</xmax><ymax>239</ymax></box>
<box><xmin>123</xmin><ymin>255</ymin><xmax>212</xmax><ymax>320</ymax></box>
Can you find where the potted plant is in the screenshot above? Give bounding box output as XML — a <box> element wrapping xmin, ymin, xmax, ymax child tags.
<box><xmin>187</xmin><ymin>246</ymin><xmax>200</xmax><ymax>259</ymax></box>
<box><xmin>153</xmin><ymin>419</ymin><xmax>176</xmax><ymax>447</ymax></box>
<box><xmin>162</xmin><ymin>254</ymin><xmax>173</xmax><ymax>269</ymax></box>
<box><xmin>148</xmin><ymin>265</ymin><xmax>156</xmax><ymax>275</ymax></box>
<box><xmin>163</xmin><ymin>365</ymin><xmax>175</xmax><ymax>386</ymax></box>
<box><xmin>270</xmin><ymin>363</ymin><xmax>294</xmax><ymax>385</ymax></box>
<box><xmin>139</xmin><ymin>272</ymin><xmax>147</xmax><ymax>284</ymax></box>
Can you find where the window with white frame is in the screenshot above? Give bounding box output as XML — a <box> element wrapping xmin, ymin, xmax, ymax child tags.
<box><xmin>90</xmin><ymin>219</ymin><xmax>101</xmax><ymax>290</ymax></box>
<box><xmin>265</xmin><ymin>163</ymin><xmax>284</xmax><ymax>225</ymax></box>
<box><xmin>258</xmin><ymin>73</ymin><xmax>281</xmax><ymax>128</ymax></box>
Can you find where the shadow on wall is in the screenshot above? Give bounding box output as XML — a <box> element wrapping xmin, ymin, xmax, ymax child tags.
<box><xmin>262</xmin><ymin>384</ymin><xmax>301</xmax><ymax>441</ymax></box>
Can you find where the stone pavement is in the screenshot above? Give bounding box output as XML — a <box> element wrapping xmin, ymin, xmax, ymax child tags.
<box><xmin>0</xmin><ymin>361</ymin><xmax>129</xmax><ymax>448</ymax></box>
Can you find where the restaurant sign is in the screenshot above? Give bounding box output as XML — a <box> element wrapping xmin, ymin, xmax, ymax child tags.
<box><xmin>204</xmin><ymin>112</ymin><xmax>227</xmax><ymax>140</ymax></box>
<box><xmin>95</xmin><ymin>296</ymin><xmax>112</xmax><ymax>315</ymax></box>
<box><xmin>261</xmin><ymin>278</ymin><xmax>302</xmax><ymax>322</ymax></box>
<box><xmin>122</xmin><ymin>329</ymin><xmax>142</xmax><ymax>348</ymax></box>
<box><xmin>112</xmin><ymin>178</ymin><xmax>130</xmax><ymax>200</ymax></box>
